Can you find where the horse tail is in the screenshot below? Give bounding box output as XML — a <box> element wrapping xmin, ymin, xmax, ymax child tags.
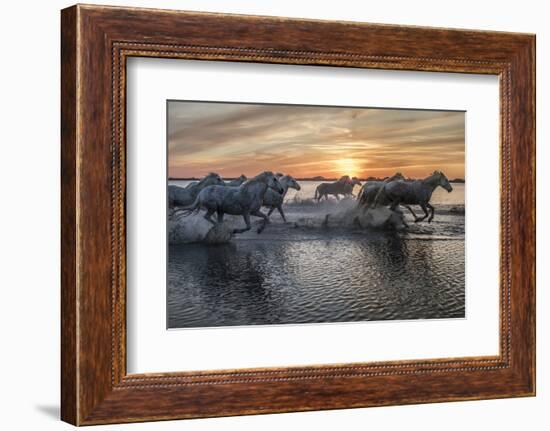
<box><xmin>373</xmin><ymin>185</ymin><xmax>387</xmax><ymax>208</ymax></box>
<box><xmin>173</xmin><ymin>195</ymin><xmax>202</xmax><ymax>219</ymax></box>
<box><xmin>356</xmin><ymin>186</ymin><xmax>365</xmax><ymax>208</ymax></box>
<box><xmin>314</xmin><ymin>185</ymin><xmax>320</xmax><ymax>201</ymax></box>
<box><xmin>357</xmin><ymin>185</ymin><xmax>365</xmax><ymax>202</ymax></box>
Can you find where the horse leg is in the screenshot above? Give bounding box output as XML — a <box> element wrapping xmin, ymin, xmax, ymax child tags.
<box><xmin>276</xmin><ymin>205</ymin><xmax>287</xmax><ymax>223</ymax></box>
<box><xmin>216</xmin><ymin>210</ymin><xmax>224</xmax><ymax>224</ymax></box>
<box><xmin>233</xmin><ymin>213</ymin><xmax>251</xmax><ymax>234</ymax></box>
<box><xmin>373</xmin><ymin>193</ymin><xmax>384</xmax><ymax>209</ymax></box>
<box><xmin>427</xmin><ymin>203</ymin><xmax>435</xmax><ymax>223</ymax></box>
<box><xmin>251</xmin><ymin>209</ymin><xmax>270</xmax><ymax>234</ymax></box>
<box><xmin>335</xmin><ymin>194</ymin><xmax>340</xmax><ymax>201</ymax></box>
<box><xmin>402</xmin><ymin>205</ymin><xmax>418</xmax><ymax>219</ymax></box>
<box><xmin>203</xmin><ymin>208</ymin><xmax>216</xmax><ymax>225</ymax></box>
<box><xmin>415</xmin><ymin>204</ymin><xmax>429</xmax><ymax>223</ymax></box>
<box><xmin>267</xmin><ymin>206</ymin><xmax>275</xmax><ymax>217</ymax></box>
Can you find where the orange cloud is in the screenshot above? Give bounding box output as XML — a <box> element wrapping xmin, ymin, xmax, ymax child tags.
<box><xmin>168</xmin><ymin>101</ymin><xmax>465</xmax><ymax>180</ymax></box>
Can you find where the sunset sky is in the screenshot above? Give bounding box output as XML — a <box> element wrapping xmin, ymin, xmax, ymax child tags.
<box><xmin>168</xmin><ymin>101</ymin><xmax>465</xmax><ymax>180</ymax></box>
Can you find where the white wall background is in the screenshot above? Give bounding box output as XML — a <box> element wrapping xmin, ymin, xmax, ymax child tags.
<box><xmin>0</xmin><ymin>1</ymin><xmax>546</xmax><ymax>429</ymax></box>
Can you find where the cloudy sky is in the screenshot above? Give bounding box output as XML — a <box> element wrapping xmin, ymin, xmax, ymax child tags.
<box><xmin>168</xmin><ymin>101</ymin><xmax>465</xmax><ymax>179</ymax></box>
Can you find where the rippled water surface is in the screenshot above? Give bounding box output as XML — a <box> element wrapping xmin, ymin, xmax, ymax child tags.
<box><xmin>168</xmin><ymin>181</ymin><xmax>465</xmax><ymax>328</ymax></box>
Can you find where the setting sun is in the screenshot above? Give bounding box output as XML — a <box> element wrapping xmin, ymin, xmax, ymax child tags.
<box><xmin>334</xmin><ymin>158</ymin><xmax>360</xmax><ymax>178</ymax></box>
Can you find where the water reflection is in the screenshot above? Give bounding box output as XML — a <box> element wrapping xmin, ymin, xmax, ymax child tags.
<box><xmin>168</xmin><ymin>230</ymin><xmax>465</xmax><ymax>328</ymax></box>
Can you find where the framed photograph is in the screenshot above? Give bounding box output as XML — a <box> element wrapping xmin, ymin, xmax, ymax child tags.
<box><xmin>61</xmin><ymin>4</ymin><xmax>535</xmax><ymax>425</ymax></box>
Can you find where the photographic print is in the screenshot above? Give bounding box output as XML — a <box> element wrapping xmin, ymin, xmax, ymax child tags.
<box><xmin>167</xmin><ymin>101</ymin><xmax>465</xmax><ymax>329</ymax></box>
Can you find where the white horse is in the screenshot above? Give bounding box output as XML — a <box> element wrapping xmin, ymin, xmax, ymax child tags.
<box><xmin>168</xmin><ymin>173</ymin><xmax>224</xmax><ymax>208</ymax></box>
<box><xmin>263</xmin><ymin>175</ymin><xmax>301</xmax><ymax>222</ymax></box>
<box><xmin>178</xmin><ymin>171</ymin><xmax>284</xmax><ymax>234</ymax></box>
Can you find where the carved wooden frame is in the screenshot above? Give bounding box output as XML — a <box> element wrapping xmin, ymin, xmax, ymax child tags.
<box><xmin>61</xmin><ymin>4</ymin><xmax>535</xmax><ymax>425</ymax></box>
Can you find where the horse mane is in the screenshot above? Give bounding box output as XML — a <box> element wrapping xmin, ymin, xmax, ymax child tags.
<box><xmin>423</xmin><ymin>170</ymin><xmax>448</xmax><ymax>184</ymax></box>
<box><xmin>253</xmin><ymin>171</ymin><xmax>274</xmax><ymax>179</ymax></box>
<box><xmin>237</xmin><ymin>172</ymin><xmax>276</xmax><ymax>193</ymax></box>
<box><xmin>386</xmin><ymin>172</ymin><xmax>404</xmax><ymax>182</ymax></box>
<box><xmin>197</xmin><ymin>172</ymin><xmax>220</xmax><ymax>185</ymax></box>
<box><xmin>279</xmin><ymin>174</ymin><xmax>296</xmax><ymax>185</ymax></box>
<box><xmin>244</xmin><ymin>171</ymin><xmax>274</xmax><ymax>187</ymax></box>
<box><xmin>431</xmin><ymin>170</ymin><xmax>448</xmax><ymax>179</ymax></box>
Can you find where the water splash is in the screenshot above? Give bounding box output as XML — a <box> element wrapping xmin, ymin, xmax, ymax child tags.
<box><xmin>303</xmin><ymin>199</ymin><xmax>406</xmax><ymax>231</ymax></box>
<box><xmin>353</xmin><ymin>207</ymin><xmax>406</xmax><ymax>230</ymax></box>
<box><xmin>204</xmin><ymin>223</ymin><xmax>234</xmax><ymax>244</ymax></box>
<box><xmin>169</xmin><ymin>214</ymin><xmax>234</xmax><ymax>244</ymax></box>
<box><xmin>169</xmin><ymin>199</ymin><xmax>406</xmax><ymax>245</ymax></box>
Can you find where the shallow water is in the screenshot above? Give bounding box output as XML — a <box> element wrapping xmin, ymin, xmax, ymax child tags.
<box><xmin>167</xmin><ymin>187</ymin><xmax>465</xmax><ymax>328</ymax></box>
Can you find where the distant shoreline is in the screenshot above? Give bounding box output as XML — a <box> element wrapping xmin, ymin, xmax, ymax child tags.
<box><xmin>169</xmin><ymin>177</ymin><xmax>466</xmax><ymax>183</ymax></box>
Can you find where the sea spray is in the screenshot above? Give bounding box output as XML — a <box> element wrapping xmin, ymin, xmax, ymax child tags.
<box><xmin>168</xmin><ymin>214</ymin><xmax>234</xmax><ymax>244</ymax></box>
<box><xmin>357</xmin><ymin>207</ymin><xmax>406</xmax><ymax>230</ymax></box>
<box><xmin>319</xmin><ymin>201</ymin><xmax>406</xmax><ymax>230</ymax></box>
<box><xmin>282</xmin><ymin>197</ymin><xmax>407</xmax><ymax>231</ymax></box>
<box><xmin>204</xmin><ymin>223</ymin><xmax>234</xmax><ymax>244</ymax></box>
<box><xmin>168</xmin><ymin>198</ymin><xmax>407</xmax><ymax>245</ymax></box>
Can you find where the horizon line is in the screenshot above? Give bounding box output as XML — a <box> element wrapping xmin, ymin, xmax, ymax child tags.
<box><xmin>168</xmin><ymin>176</ymin><xmax>466</xmax><ymax>182</ymax></box>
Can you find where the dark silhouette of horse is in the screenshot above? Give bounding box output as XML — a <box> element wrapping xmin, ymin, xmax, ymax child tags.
<box><xmin>377</xmin><ymin>171</ymin><xmax>453</xmax><ymax>223</ymax></box>
<box><xmin>315</xmin><ymin>176</ymin><xmax>354</xmax><ymax>201</ymax></box>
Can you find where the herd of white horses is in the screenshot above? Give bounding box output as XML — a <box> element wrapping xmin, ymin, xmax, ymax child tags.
<box><xmin>169</xmin><ymin>170</ymin><xmax>453</xmax><ymax>234</ymax></box>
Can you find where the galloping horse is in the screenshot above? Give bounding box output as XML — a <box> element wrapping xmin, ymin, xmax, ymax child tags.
<box><xmin>263</xmin><ymin>175</ymin><xmax>301</xmax><ymax>222</ymax></box>
<box><xmin>168</xmin><ymin>173</ymin><xmax>224</xmax><ymax>208</ymax></box>
<box><xmin>357</xmin><ymin>173</ymin><xmax>419</xmax><ymax>222</ymax></box>
<box><xmin>357</xmin><ymin>172</ymin><xmax>406</xmax><ymax>209</ymax></box>
<box><xmin>178</xmin><ymin>171</ymin><xmax>284</xmax><ymax>234</ymax></box>
<box><xmin>378</xmin><ymin>170</ymin><xmax>453</xmax><ymax>223</ymax></box>
<box><xmin>314</xmin><ymin>176</ymin><xmax>351</xmax><ymax>201</ymax></box>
